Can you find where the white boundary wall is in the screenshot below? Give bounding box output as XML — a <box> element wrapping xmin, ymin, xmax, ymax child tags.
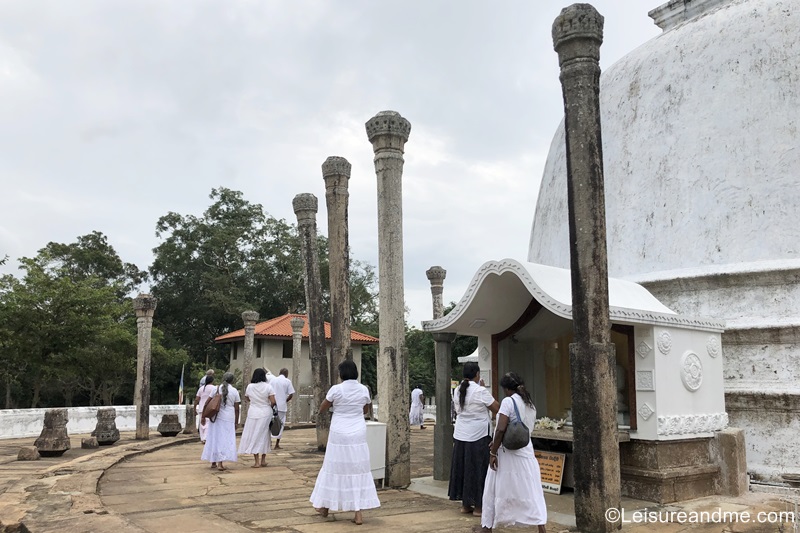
<box><xmin>0</xmin><ymin>405</ymin><xmax>186</xmax><ymax>439</ymax></box>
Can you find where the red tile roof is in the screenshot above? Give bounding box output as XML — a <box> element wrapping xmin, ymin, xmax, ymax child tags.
<box><xmin>214</xmin><ymin>313</ymin><xmax>379</xmax><ymax>344</ymax></box>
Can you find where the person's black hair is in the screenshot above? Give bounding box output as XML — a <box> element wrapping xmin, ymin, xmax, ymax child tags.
<box><xmin>459</xmin><ymin>362</ymin><xmax>480</xmax><ymax>408</ymax></box>
<box><xmin>204</xmin><ymin>375</ymin><xmax>214</xmax><ymax>387</ymax></box>
<box><xmin>280</xmin><ymin>368</ymin><xmax>289</xmax><ymax>377</ymax></box>
<box><xmin>338</xmin><ymin>360</ymin><xmax>358</xmax><ymax>381</ymax></box>
<box><xmin>499</xmin><ymin>372</ymin><xmax>534</xmax><ymax>408</ymax></box>
<box><xmin>251</xmin><ymin>368</ymin><xmax>267</xmax><ymax>383</ymax></box>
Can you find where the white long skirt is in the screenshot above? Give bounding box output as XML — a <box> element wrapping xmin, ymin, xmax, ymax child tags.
<box><xmin>239</xmin><ymin>416</ymin><xmax>271</xmax><ymax>455</ymax></box>
<box><xmin>409</xmin><ymin>404</ymin><xmax>424</xmax><ymax>426</ymax></box>
<box><xmin>481</xmin><ymin>443</ymin><xmax>548</xmax><ymax>528</ymax></box>
<box><xmin>200</xmin><ymin>417</ymin><xmax>237</xmax><ymax>463</ymax></box>
<box><xmin>309</xmin><ymin>417</ymin><xmax>380</xmax><ymax>512</ymax></box>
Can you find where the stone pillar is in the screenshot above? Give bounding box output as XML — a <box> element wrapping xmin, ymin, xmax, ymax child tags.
<box><xmin>134</xmin><ymin>294</ymin><xmax>157</xmax><ymax>440</ymax></box>
<box><xmin>553</xmin><ymin>5</ymin><xmax>621</xmax><ymax>531</ymax></box>
<box><xmin>34</xmin><ymin>408</ymin><xmax>71</xmax><ymax>456</ymax></box>
<box><xmin>322</xmin><ymin>156</ymin><xmax>353</xmax><ymax>384</ymax></box>
<box><xmin>426</xmin><ymin>266</ymin><xmax>446</xmax><ymax>320</ymax></box>
<box><xmin>432</xmin><ymin>332</ymin><xmax>455</xmax><ymax>480</ymax></box>
<box><xmin>289</xmin><ymin>316</ymin><xmax>305</xmax><ymax>424</ymax></box>
<box><xmin>92</xmin><ymin>407</ymin><xmax>120</xmax><ymax>445</ymax></box>
<box><xmin>427</xmin><ymin>266</ymin><xmax>455</xmax><ymax>481</ymax></box>
<box><xmin>293</xmin><ymin>193</ymin><xmax>331</xmax><ymax>450</ymax></box>
<box><xmin>240</xmin><ymin>310</ymin><xmax>259</xmax><ymax>426</ymax></box>
<box><xmin>183</xmin><ymin>403</ymin><xmax>197</xmax><ymax>434</ymax></box>
<box><xmin>366</xmin><ymin>110</ymin><xmax>411</xmax><ymax>488</ymax></box>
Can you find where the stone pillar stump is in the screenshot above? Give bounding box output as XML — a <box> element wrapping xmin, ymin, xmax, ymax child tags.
<box><xmin>92</xmin><ymin>407</ymin><xmax>120</xmax><ymax>445</ymax></box>
<box><xmin>34</xmin><ymin>408</ymin><xmax>71</xmax><ymax>457</ymax></box>
<box><xmin>157</xmin><ymin>414</ymin><xmax>182</xmax><ymax>437</ymax></box>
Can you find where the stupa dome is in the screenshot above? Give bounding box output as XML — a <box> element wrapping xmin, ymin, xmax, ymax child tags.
<box><xmin>529</xmin><ymin>0</ymin><xmax>800</xmax><ymax>279</ymax></box>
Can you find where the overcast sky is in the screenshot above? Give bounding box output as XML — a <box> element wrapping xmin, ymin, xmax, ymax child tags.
<box><xmin>0</xmin><ymin>1</ymin><xmax>662</xmax><ymax>329</ymax></box>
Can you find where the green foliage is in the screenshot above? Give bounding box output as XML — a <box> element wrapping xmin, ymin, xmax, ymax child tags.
<box><xmin>0</xmin><ymin>233</ymin><xmax>184</xmax><ymax>408</ymax></box>
<box><xmin>149</xmin><ymin>187</ymin><xmax>378</xmax><ymax>373</ymax></box>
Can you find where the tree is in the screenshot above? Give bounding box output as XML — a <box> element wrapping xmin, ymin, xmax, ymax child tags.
<box><xmin>149</xmin><ymin>187</ymin><xmax>378</xmax><ymax>372</ymax></box>
<box><xmin>0</xmin><ymin>233</ymin><xmax>184</xmax><ymax>408</ymax></box>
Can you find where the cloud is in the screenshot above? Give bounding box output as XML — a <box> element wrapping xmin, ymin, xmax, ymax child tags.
<box><xmin>0</xmin><ymin>0</ymin><xmax>661</xmax><ymax>327</ymax></box>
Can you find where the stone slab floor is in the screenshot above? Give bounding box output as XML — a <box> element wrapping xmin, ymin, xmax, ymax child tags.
<box><xmin>1</xmin><ymin>426</ymin><xmax>797</xmax><ymax>532</ymax></box>
<box><xmin>98</xmin><ymin>427</ymin><xmax>797</xmax><ymax>533</ymax></box>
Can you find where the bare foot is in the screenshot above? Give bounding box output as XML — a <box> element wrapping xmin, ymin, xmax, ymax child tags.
<box><xmin>210</xmin><ymin>462</ymin><xmax>217</xmax><ymax>469</ymax></box>
<box><xmin>260</xmin><ymin>460</ymin><xmax>267</xmax><ymax>467</ymax></box>
<box><xmin>217</xmin><ymin>464</ymin><xmax>226</xmax><ymax>471</ymax></box>
<box><xmin>316</xmin><ymin>507</ymin><xmax>329</xmax><ymax>518</ymax></box>
<box><xmin>352</xmin><ymin>511</ymin><xmax>363</xmax><ymax>525</ymax></box>
<box><xmin>471</xmin><ymin>527</ymin><xmax>491</xmax><ymax>533</ymax></box>
<box><xmin>537</xmin><ymin>526</ymin><xmax>547</xmax><ymax>533</ymax></box>
<box><xmin>472</xmin><ymin>507</ymin><xmax>482</xmax><ymax>517</ymax></box>
<box><xmin>251</xmin><ymin>464</ymin><xmax>260</xmax><ymax>468</ymax></box>
<box><xmin>274</xmin><ymin>444</ymin><xmax>281</xmax><ymax>449</ymax></box>
<box><xmin>460</xmin><ymin>506</ymin><xmax>474</xmax><ymax>514</ymax></box>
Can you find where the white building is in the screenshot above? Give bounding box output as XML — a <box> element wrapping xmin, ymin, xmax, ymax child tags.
<box><xmin>529</xmin><ymin>0</ymin><xmax>800</xmax><ymax>482</ymax></box>
<box><xmin>215</xmin><ymin>313</ymin><xmax>378</xmax><ymax>390</ymax></box>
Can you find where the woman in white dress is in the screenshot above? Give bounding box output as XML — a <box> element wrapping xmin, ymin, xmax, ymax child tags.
<box><xmin>238</xmin><ymin>368</ymin><xmax>276</xmax><ymax>468</ymax></box>
<box><xmin>200</xmin><ymin>372</ymin><xmax>240</xmax><ymax>471</ymax></box>
<box><xmin>409</xmin><ymin>385</ymin><xmax>425</xmax><ymax>429</ymax></box>
<box><xmin>195</xmin><ymin>374</ymin><xmax>215</xmax><ymax>443</ymax></box>
<box><xmin>480</xmin><ymin>372</ymin><xmax>547</xmax><ymax>533</ymax></box>
<box><xmin>449</xmin><ymin>362</ymin><xmax>499</xmax><ymax>516</ymax></box>
<box><xmin>310</xmin><ymin>360</ymin><xmax>379</xmax><ymax>526</ymax></box>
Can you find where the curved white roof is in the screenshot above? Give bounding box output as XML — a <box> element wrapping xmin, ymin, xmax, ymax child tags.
<box><xmin>529</xmin><ymin>0</ymin><xmax>800</xmax><ymax>278</ymax></box>
<box><xmin>422</xmin><ymin>259</ymin><xmax>724</xmax><ymax>335</ymax></box>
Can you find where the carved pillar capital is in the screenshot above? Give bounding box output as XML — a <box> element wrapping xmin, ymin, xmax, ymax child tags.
<box><xmin>552</xmin><ymin>3</ymin><xmax>604</xmax><ymax>65</ymax></box>
<box><xmin>242</xmin><ymin>310</ymin><xmax>259</xmax><ymax>329</ymax></box>
<box><xmin>133</xmin><ymin>294</ymin><xmax>157</xmax><ymax>318</ymax></box>
<box><xmin>290</xmin><ymin>316</ymin><xmax>305</xmax><ymax>335</ymax></box>
<box><xmin>365</xmin><ymin>110</ymin><xmax>411</xmax><ymax>153</ymax></box>
<box><xmin>292</xmin><ymin>193</ymin><xmax>318</xmax><ymax>226</ymax></box>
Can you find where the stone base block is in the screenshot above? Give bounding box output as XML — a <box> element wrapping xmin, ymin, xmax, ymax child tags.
<box><xmin>157</xmin><ymin>414</ymin><xmax>182</xmax><ymax>437</ymax></box>
<box><xmin>17</xmin><ymin>446</ymin><xmax>39</xmax><ymax>461</ymax></box>
<box><xmin>620</xmin><ymin>438</ymin><xmax>719</xmax><ymax>503</ymax></box>
<box><xmin>81</xmin><ymin>437</ymin><xmax>99</xmax><ymax>449</ymax></box>
<box><xmin>710</xmin><ymin>427</ymin><xmax>748</xmax><ymax>496</ymax></box>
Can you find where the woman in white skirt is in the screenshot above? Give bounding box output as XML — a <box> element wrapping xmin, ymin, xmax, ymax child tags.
<box><xmin>238</xmin><ymin>368</ymin><xmax>276</xmax><ymax>467</ymax></box>
<box><xmin>310</xmin><ymin>360</ymin><xmax>379</xmax><ymax>526</ymax></box>
<box><xmin>195</xmin><ymin>374</ymin><xmax>215</xmax><ymax>443</ymax></box>
<box><xmin>479</xmin><ymin>372</ymin><xmax>547</xmax><ymax>533</ymax></box>
<box><xmin>200</xmin><ymin>372</ymin><xmax>240</xmax><ymax>471</ymax></box>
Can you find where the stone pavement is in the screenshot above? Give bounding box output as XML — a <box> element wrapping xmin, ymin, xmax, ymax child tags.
<box><xmin>1</xmin><ymin>426</ymin><xmax>798</xmax><ymax>532</ymax></box>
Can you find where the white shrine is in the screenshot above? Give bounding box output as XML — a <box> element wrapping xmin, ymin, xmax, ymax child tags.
<box><xmin>423</xmin><ymin>259</ymin><xmax>741</xmax><ymax>502</ymax></box>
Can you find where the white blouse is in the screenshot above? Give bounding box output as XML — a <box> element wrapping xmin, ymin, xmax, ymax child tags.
<box><xmin>453</xmin><ymin>381</ymin><xmax>495</xmax><ymax>442</ymax></box>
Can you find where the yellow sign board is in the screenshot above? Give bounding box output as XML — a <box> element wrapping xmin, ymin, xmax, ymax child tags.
<box><xmin>534</xmin><ymin>450</ymin><xmax>566</xmax><ymax>494</ymax></box>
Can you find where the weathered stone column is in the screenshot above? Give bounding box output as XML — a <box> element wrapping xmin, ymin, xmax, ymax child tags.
<box><xmin>427</xmin><ymin>266</ymin><xmax>455</xmax><ymax>481</ymax></box>
<box><xmin>240</xmin><ymin>310</ymin><xmax>259</xmax><ymax>426</ymax></box>
<box><xmin>289</xmin><ymin>315</ymin><xmax>305</xmax><ymax>424</ymax></box>
<box><xmin>322</xmin><ymin>156</ymin><xmax>353</xmax><ymax>384</ymax></box>
<box><xmin>293</xmin><ymin>193</ymin><xmax>331</xmax><ymax>450</ymax></box>
<box><xmin>133</xmin><ymin>294</ymin><xmax>157</xmax><ymax>440</ymax></box>
<box><xmin>553</xmin><ymin>5</ymin><xmax>621</xmax><ymax>531</ymax></box>
<box><xmin>366</xmin><ymin>110</ymin><xmax>411</xmax><ymax>488</ymax></box>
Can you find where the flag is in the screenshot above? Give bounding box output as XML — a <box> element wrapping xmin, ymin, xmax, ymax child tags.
<box><xmin>178</xmin><ymin>364</ymin><xmax>185</xmax><ymax>405</ymax></box>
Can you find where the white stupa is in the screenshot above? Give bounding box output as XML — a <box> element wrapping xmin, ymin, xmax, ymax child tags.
<box><xmin>529</xmin><ymin>0</ymin><xmax>800</xmax><ymax>482</ymax></box>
